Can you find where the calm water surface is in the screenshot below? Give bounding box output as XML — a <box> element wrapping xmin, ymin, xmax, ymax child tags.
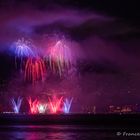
<box><xmin>0</xmin><ymin>125</ymin><xmax>137</xmax><ymax>140</ymax></box>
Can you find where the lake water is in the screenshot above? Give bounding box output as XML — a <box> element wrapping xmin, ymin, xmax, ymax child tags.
<box><xmin>0</xmin><ymin>125</ymin><xmax>137</xmax><ymax>140</ymax></box>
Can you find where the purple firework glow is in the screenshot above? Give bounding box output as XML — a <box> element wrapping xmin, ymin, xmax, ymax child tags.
<box><xmin>11</xmin><ymin>38</ymin><xmax>36</xmax><ymax>71</ymax></box>
<box><xmin>63</xmin><ymin>98</ymin><xmax>73</xmax><ymax>113</ymax></box>
<box><xmin>13</xmin><ymin>38</ymin><xmax>35</xmax><ymax>58</ymax></box>
<box><xmin>11</xmin><ymin>97</ymin><xmax>23</xmax><ymax>113</ymax></box>
<box><xmin>46</xmin><ymin>37</ymin><xmax>73</xmax><ymax>76</ymax></box>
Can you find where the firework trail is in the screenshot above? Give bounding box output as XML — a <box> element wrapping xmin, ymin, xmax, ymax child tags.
<box><xmin>47</xmin><ymin>38</ymin><xmax>72</xmax><ymax>76</ymax></box>
<box><xmin>14</xmin><ymin>38</ymin><xmax>35</xmax><ymax>57</ymax></box>
<box><xmin>28</xmin><ymin>97</ymin><xmax>39</xmax><ymax>114</ymax></box>
<box><xmin>48</xmin><ymin>96</ymin><xmax>63</xmax><ymax>113</ymax></box>
<box><xmin>24</xmin><ymin>58</ymin><xmax>46</xmax><ymax>84</ymax></box>
<box><xmin>11</xmin><ymin>97</ymin><xmax>23</xmax><ymax>113</ymax></box>
<box><xmin>63</xmin><ymin>98</ymin><xmax>73</xmax><ymax>113</ymax></box>
<box><xmin>12</xmin><ymin>38</ymin><xmax>36</xmax><ymax>71</ymax></box>
<box><xmin>38</xmin><ymin>103</ymin><xmax>47</xmax><ymax>114</ymax></box>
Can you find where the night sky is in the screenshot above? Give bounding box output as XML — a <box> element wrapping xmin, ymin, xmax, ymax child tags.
<box><xmin>0</xmin><ymin>0</ymin><xmax>140</xmax><ymax>111</ymax></box>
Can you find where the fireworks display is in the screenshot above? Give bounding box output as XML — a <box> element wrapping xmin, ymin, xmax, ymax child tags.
<box><xmin>5</xmin><ymin>35</ymin><xmax>76</xmax><ymax>114</ymax></box>
<box><xmin>63</xmin><ymin>98</ymin><xmax>73</xmax><ymax>113</ymax></box>
<box><xmin>28</xmin><ymin>97</ymin><xmax>39</xmax><ymax>114</ymax></box>
<box><xmin>48</xmin><ymin>96</ymin><xmax>63</xmax><ymax>113</ymax></box>
<box><xmin>38</xmin><ymin>103</ymin><xmax>47</xmax><ymax>114</ymax></box>
<box><xmin>11</xmin><ymin>97</ymin><xmax>23</xmax><ymax>113</ymax></box>
<box><xmin>13</xmin><ymin>38</ymin><xmax>35</xmax><ymax>58</ymax></box>
<box><xmin>47</xmin><ymin>38</ymin><xmax>72</xmax><ymax>76</ymax></box>
<box><xmin>24</xmin><ymin>58</ymin><xmax>46</xmax><ymax>84</ymax></box>
<box><xmin>12</xmin><ymin>38</ymin><xmax>36</xmax><ymax>71</ymax></box>
<box><xmin>0</xmin><ymin>0</ymin><xmax>138</xmax><ymax>120</ymax></box>
<box><xmin>9</xmin><ymin>35</ymin><xmax>76</xmax><ymax>83</ymax></box>
<box><xmin>26</xmin><ymin>97</ymin><xmax>73</xmax><ymax>114</ymax></box>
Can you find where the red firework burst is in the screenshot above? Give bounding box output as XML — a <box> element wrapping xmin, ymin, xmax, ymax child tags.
<box><xmin>48</xmin><ymin>96</ymin><xmax>63</xmax><ymax>113</ymax></box>
<box><xmin>27</xmin><ymin>97</ymin><xmax>39</xmax><ymax>114</ymax></box>
<box><xmin>24</xmin><ymin>58</ymin><xmax>46</xmax><ymax>84</ymax></box>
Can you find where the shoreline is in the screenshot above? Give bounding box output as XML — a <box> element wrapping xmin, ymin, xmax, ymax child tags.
<box><xmin>0</xmin><ymin>113</ymin><xmax>140</xmax><ymax>127</ymax></box>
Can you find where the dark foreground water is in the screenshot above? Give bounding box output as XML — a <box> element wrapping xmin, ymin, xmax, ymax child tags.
<box><xmin>0</xmin><ymin>125</ymin><xmax>139</xmax><ymax>140</ymax></box>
